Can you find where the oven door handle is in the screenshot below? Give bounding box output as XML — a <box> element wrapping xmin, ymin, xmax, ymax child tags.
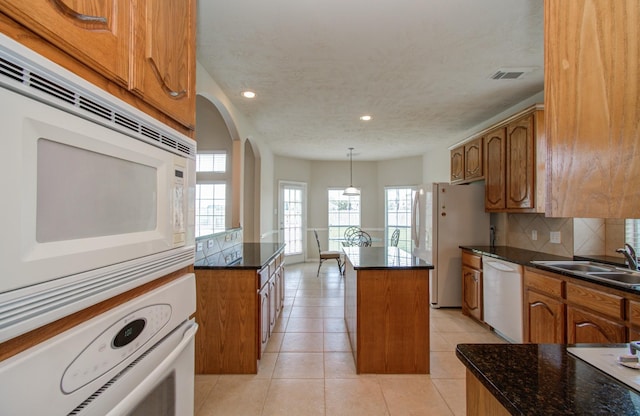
<box><xmin>105</xmin><ymin>320</ymin><xmax>198</xmax><ymax>416</ymax></box>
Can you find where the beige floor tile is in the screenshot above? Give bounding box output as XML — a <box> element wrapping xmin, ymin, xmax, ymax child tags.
<box><xmin>296</xmin><ymin>289</ymin><xmax>323</xmax><ymax>298</ymax></box>
<box><xmin>324</xmin><ymin>352</ymin><xmax>359</xmax><ymax>379</ymax></box>
<box><xmin>285</xmin><ymin>317</ymin><xmax>324</xmax><ymax>333</ymax></box>
<box><xmin>324</xmin><ymin>317</ymin><xmax>347</xmax><ymax>332</ymax></box>
<box><xmin>430</xmin><ymin>351</ymin><xmax>467</xmax><ymax>379</ymax></box>
<box><xmin>325</xmin><ymin>378</ymin><xmax>390</xmax><ymax>416</ymax></box>
<box><xmin>273</xmin><ymin>352</ymin><xmax>324</xmax><ymax>378</ymax></box>
<box><xmin>431</xmin><ymin>331</ymin><xmax>455</xmax><ymax>351</ymax></box>
<box><xmin>264</xmin><ymin>332</ymin><xmax>284</xmax><ymax>353</ymax></box>
<box><xmin>322</xmin><ymin>297</ymin><xmax>344</xmax><ymax>307</ymax></box>
<box><xmin>324</xmin><ymin>332</ymin><xmax>352</xmax><ymax>351</ymax></box>
<box><xmin>261</xmin><ymin>379</ymin><xmax>325</xmax><ymax>416</ymax></box>
<box><xmin>293</xmin><ymin>297</ymin><xmax>324</xmax><ymax>307</ymax></box>
<box><xmin>194</xmin><ymin>375</ymin><xmax>219</xmax><ymax>415</ymax></box>
<box><xmin>256</xmin><ymin>352</ymin><xmax>278</xmax><ymax>378</ymax></box>
<box><xmin>441</xmin><ymin>331</ymin><xmax>507</xmax><ymax>347</ymax></box>
<box><xmin>281</xmin><ymin>332</ymin><xmax>324</xmax><ymax>352</ymax></box>
<box><xmin>196</xmin><ymin>377</ymin><xmax>270</xmax><ymax>416</ymax></box>
<box><xmin>378</xmin><ymin>376</ymin><xmax>454</xmax><ymax>416</ymax></box>
<box><xmin>323</xmin><ymin>306</ymin><xmax>345</xmax><ymax>318</ymax></box>
<box><xmin>290</xmin><ymin>306</ymin><xmax>324</xmax><ymax>318</ymax></box>
<box><xmin>433</xmin><ymin>378</ymin><xmax>467</xmax><ymax>416</ymax></box>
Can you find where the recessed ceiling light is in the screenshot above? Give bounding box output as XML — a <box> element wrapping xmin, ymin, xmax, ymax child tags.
<box><xmin>242</xmin><ymin>91</ymin><xmax>256</xmax><ymax>98</ymax></box>
<box><xmin>360</xmin><ymin>115</ymin><xmax>372</xmax><ymax>121</ymax></box>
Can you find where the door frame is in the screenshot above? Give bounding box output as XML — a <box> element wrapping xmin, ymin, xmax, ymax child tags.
<box><xmin>278</xmin><ymin>181</ymin><xmax>307</xmax><ymax>264</ymax></box>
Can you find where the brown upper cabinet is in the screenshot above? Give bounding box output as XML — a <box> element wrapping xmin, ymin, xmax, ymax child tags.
<box><xmin>545</xmin><ymin>0</ymin><xmax>640</xmax><ymax>218</ymax></box>
<box><xmin>0</xmin><ymin>0</ymin><xmax>196</xmax><ymax>129</ymax></box>
<box><xmin>450</xmin><ymin>136</ymin><xmax>483</xmax><ymax>184</ymax></box>
<box><xmin>484</xmin><ymin>106</ymin><xmax>545</xmax><ymax>213</ymax></box>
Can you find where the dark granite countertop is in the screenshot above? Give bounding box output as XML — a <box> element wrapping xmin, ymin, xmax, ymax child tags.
<box><xmin>456</xmin><ymin>343</ymin><xmax>640</xmax><ymax>415</ymax></box>
<box><xmin>194</xmin><ymin>243</ymin><xmax>284</xmax><ymax>269</ymax></box>
<box><xmin>343</xmin><ymin>246</ymin><xmax>434</xmax><ymax>270</ymax></box>
<box><xmin>460</xmin><ymin>245</ymin><xmax>640</xmax><ymax>294</ymax></box>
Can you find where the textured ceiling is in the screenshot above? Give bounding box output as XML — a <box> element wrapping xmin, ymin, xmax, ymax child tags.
<box><xmin>196</xmin><ymin>0</ymin><xmax>544</xmax><ymax>161</ymax></box>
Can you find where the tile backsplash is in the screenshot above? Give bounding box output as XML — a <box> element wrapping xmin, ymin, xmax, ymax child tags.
<box><xmin>493</xmin><ymin>213</ymin><xmax>626</xmax><ymax>259</ymax></box>
<box><xmin>194</xmin><ymin>228</ymin><xmax>243</xmax><ymax>266</ymax></box>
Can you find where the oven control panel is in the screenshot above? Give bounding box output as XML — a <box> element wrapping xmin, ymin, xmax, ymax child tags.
<box><xmin>61</xmin><ymin>304</ymin><xmax>172</xmax><ymax>393</ymax></box>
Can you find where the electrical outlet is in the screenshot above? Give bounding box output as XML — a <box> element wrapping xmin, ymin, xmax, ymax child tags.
<box><xmin>531</xmin><ymin>230</ymin><xmax>538</xmax><ymax>241</ymax></box>
<box><xmin>196</xmin><ymin>242</ymin><xmax>203</xmax><ymax>252</ymax></box>
<box><xmin>207</xmin><ymin>239</ymin><xmax>214</xmax><ymax>249</ymax></box>
<box><xmin>550</xmin><ymin>231</ymin><xmax>561</xmax><ymax>244</ymax></box>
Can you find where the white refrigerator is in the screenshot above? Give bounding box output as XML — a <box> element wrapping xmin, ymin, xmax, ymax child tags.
<box><xmin>412</xmin><ymin>181</ymin><xmax>490</xmax><ymax>308</ymax></box>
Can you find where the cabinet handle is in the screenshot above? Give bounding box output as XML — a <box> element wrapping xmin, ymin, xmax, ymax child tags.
<box><xmin>52</xmin><ymin>0</ymin><xmax>108</xmax><ymax>25</ymax></box>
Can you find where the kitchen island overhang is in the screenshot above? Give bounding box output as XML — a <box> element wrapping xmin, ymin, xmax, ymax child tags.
<box><xmin>343</xmin><ymin>246</ymin><xmax>434</xmax><ymax>374</ymax></box>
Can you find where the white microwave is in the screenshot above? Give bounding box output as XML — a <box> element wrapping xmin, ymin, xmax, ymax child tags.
<box><xmin>0</xmin><ymin>35</ymin><xmax>196</xmax><ymax>340</ymax></box>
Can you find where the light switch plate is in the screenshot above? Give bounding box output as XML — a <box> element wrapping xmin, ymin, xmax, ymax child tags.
<box><xmin>208</xmin><ymin>239</ymin><xmax>214</xmax><ymax>248</ymax></box>
<box><xmin>531</xmin><ymin>230</ymin><xmax>538</xmax><ymax>241</ymax></box>
<box><xmin>196</xmin><ymin>242</ymin><xmax>203</xmax><ymax>252</ymax></box>
<box><xmin>550</xmin><ymin>231</ymin><xmax>561</xmax><ymax>244</ymax></box>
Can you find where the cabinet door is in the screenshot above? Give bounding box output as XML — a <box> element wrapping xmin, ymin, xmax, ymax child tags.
<box><xmin>506</xmin><ymin>114</ymin><xmax>534</xmax><ymax>210</ymax></box>
<box><xmin>567</xmin><ymin>306</ymin><xmax>626</xmax><ymax>344</ymax></box>
<box><xmin>545</xmin><ymin>0</ymin><xmax>640</xmax><ymax>218</ymax></box>
<box><xmin>462</xmin><ymin>266</ymin><xmax>482</xmax><ymax>321</ymax></box>
<box><xmin>269</xmin><ymin>279</ymin><xmax>277</xmax><ymax>333</ymax></box>
<box><xmin>484</xmin><ymin>127</ymin><xmax>506</xmax><ymax>210</ymax></box>
<box><xmin>0</xmin><ymin>0</ymin><xmax>130</xmax><ymax>85</ymax></box>
<box><xmin>259</xmin><ymin>285</ymin><xmax>270</xmax><ymax>357</ymax></box>
<box><xmin>464</xmin><ymin>137</ymin><xmax>483</xmax><ymax>181</ymax></box>
<box><xmin>132</xmin><ymin>0</ymin><xmax>196</xmax><ymax>128</ymax></box>
<box><xmin>524</xmin><ymin>290</ymin><xmax>565</xmax><ymax>343</ymax></box>
<box><xmin>450</xmin><ymin>146</ymin><xmax>464</xmax><ymax>183</ymax></box>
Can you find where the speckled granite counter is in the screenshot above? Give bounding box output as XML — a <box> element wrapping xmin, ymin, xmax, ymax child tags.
<box><xmin>194</xmin><ymin>243</ymin><xmax>284</xmax><ymax>269</ymax></box>
<box><xmin>456</xmin><ymin>343</ymin><xmax>640</xmax><ymax>415</ymax></box>
<box><xmin>460</xmin><ymin>245</ymin><xmax>638</xmax><ymax>294</ymax></box>
<box><xmin>342</xmin><ymin>246</ymin><xmax>434</xmax><ymax>270</ymax></box>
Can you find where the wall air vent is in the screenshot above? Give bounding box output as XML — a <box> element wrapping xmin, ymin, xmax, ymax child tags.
<box><xmin>489</xmin><ymin>67</ymin><xmax>537</xmax><ymax>80</ymax></box>
<box><xmin>0</xmin><ymin>36</ymin><xmax>195</xmax><ymax>159</ymax></box>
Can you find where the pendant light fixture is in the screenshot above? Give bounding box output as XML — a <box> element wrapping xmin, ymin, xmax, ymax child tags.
<box><xmin>343</xmin><ymin>147</ymin><xmax>360</xmax><ymax>196</ymax></box>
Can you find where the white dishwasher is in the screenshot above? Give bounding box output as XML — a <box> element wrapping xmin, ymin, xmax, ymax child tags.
<box><xmin>482</xmin><ymin>256</ymin><xmax>523</xmax><ymax>343</ymax></box>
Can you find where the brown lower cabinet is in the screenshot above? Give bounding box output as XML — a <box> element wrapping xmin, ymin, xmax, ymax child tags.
<box><xmin>524</xmin><ymin>267</ymin><xmax>637</xmax><ymax>344</ymax></box>
<box><xmin>195</xmin><ymin>252</ymin><xmax>284</xmax><ymax>374</ymax></box>
<box><xmin>461</xmin><ymin>250</ymin><xmax>483</xmax><ymax>322</ymax></box>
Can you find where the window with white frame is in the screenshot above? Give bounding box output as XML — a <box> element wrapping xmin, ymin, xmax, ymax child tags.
<box><xmin>385</xmin><ymin>187</ymin><xmax>415</xmax><ymax>252</ymax></box>
<box><xmin>195</xmin><ymin>183</ymin><xmax>226</xmax><ymax>237</ymax></box>
<box><xmin>197</xmin><ymin>152</ymin><xmax>227</xmax><ymax>173</ymax></box>
<box><xmin>195</xmin><ymin>151</ymin><xmax>227</xmax><ymax>237</ymax></box>
<box><xmin>327</xmin><ymin>189</ymin><xmax>360</xmax><ymax>251</ymax></box>
<box><xmin>625</xmin><ymin>219</ymin><xmax>640</xmax><ymax>252</ymax></box>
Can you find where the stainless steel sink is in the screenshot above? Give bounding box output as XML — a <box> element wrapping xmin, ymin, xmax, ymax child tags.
<box><xmin>532</xmin><ymin>260</ymin><xmax>640</xmax><ymax>289</ymax></box>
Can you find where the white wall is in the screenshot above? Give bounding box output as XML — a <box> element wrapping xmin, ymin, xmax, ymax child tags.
<box><xmin>196</xmin><ymin>63</ymin><xmax>278</xmax><ymax>241</ymax></box>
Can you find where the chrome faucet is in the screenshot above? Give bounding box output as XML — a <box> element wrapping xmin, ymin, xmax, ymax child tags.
<box><xmin>616</xmin><ymin>243</ymin><xmax>639</xmax><ymax>271</ymax></box>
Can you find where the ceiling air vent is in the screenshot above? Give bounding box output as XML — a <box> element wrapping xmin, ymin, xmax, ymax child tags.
<box><xmin>489</xmin><ymin>67</ymin><xmax>536</xmax><ymax>80</ymax></box>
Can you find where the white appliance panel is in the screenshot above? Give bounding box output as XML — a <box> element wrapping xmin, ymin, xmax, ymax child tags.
<box><xmin>482</xmin><ymin>256</ymin><xmax>523</xmax><ymax>343</ymax></box>
<box><xmin>413</xmin><ymin>182</ymin><xmax>489</xmax><ymax>307</ymax></box>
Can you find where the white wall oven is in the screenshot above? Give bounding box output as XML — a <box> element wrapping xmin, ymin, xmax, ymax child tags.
<box><xmin>0</xmin><ymin>33</ymin><xmax>196</xmax><ymax>342</ymax></box>
<box><xmin>0</xmin><ymin>273</ymin><xmax>198</xmax><ymax>416</ymax></box>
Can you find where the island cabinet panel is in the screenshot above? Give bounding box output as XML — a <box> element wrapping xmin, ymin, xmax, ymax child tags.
<box><xmin>545</xmin><ymin>0</ymin><xmax>640</xmax><ymax>218</ymax></box>
<box><xmin>355</xmin><ymin>269</ymin><xmax>429</xmax><ymax>373</ymax></box>
<box><xmin>195</xmin><ymin>248</ymin><xmax>285</xmax><ymax>374</ymax></box>
<box><xmin>465</xmin><ymin>370</ymin><xmax>511</xmax><ymax>416</ymax></box>
<box><xmin>195</xmin><ymin>269</ymin><xmax>259</xmax><ymax>374</ymax></box>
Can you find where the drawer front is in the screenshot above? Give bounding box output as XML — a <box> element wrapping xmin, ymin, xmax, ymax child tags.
<box><xmin>524</xmin><ymin>269</ymin><xmax>563</xmax><ymax>298</ymax></box>
<box><xmin>629</xmin><ymin>300</ymin><xmax>640</xmax><ymax>327</ymax></box>
<box><xmin>566</xmin><ymin>283</ymin><xmax>624</xmax><ymax>320</ymax></box>
<box><xmin>462</xmin><ymin>251</ymin><xmax>482</xmax><ymax>269</ymax></box>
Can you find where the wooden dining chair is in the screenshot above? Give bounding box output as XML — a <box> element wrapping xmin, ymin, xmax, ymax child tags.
<box><xmin>314</xmin><ymin>229</ymin><xmax>344</xmax><ymax>276</ymax></box>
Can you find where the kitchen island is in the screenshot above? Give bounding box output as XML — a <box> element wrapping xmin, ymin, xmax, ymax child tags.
<box><xmin>456</xmin><ymin>343</ymin><xmax>640</xmax><ymax>415</ymax></box>
<box><xmin>343</xmin><ymin>246</ymin><xmax>434</xmax><ymax>373</ymax></box>
<box><xmin>194</xmin><ymin>243</ymin><xmax>285</xmax><ymax>374</ymax></box>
